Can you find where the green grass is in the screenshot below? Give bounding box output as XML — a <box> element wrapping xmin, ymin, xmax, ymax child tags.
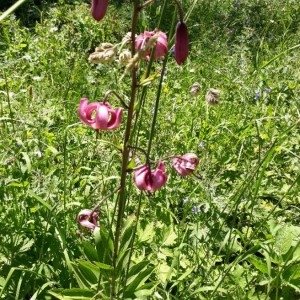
<box><xmin>0</xmin><ymin>0</ymin><xmax>300</xmax><ymax>299</ymax></box>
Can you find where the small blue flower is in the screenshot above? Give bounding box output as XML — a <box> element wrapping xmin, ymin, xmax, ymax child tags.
<box><xmin>255</xmin><ymin>90</ymin><xmax>261</xmax><ymax>101</ymax></box>
<box><xmin>192</xmin><ymin>206</ymin><xmax>200</xmax><ymax>214</ymax></box>
<box><xmin>265</xmin><ymin>87</ymin><xmax>271</xmax><ymax>93</ymax></box>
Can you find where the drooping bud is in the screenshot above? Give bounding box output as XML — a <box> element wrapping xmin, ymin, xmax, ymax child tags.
<box><xmin>91</xmin><ymin>0</ymin><xmax>109</xmax><ymax>22</ymax></box>
<box><xmin>174</xmin><ymin>21</ymin><xmax>189</xmax><ymax>65</ymax></box>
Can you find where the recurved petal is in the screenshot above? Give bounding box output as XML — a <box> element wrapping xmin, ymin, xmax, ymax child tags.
<box><xmin>78</xmin><ymin>209</ymin><xmax>99</xmax><ymax>230</ymax></box>
<box><xmin>78</xmin><ymin>98</ymin><xmax>99</xmax><ymax>128</ymax></box>
<box><xmin>134</xmin><ymin>165</ymin><xmax>150</xmax><ymax>190</ymax></box>
<box><xmin>106</xmin><ymin>108</ymin><xmax>123</xmax><ymax>130</ymax></box>
<box><xmin>95</xmin><ymin>103</ymin><xmax>109</xmax><ymax>130</ymax></box>
<box><xmin>150</xmin><ymin>169</ymin><xmax>168</xmax><ymax>192</ymax></box>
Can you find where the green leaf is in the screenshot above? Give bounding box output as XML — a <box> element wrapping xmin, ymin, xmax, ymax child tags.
<box><xmin>138</xmin><ymin>222</ymin><xmax>155</xmax><ymax>243</ymax></box>
<box><xmin>156</xmin><ymin>263</ymin><xmax>174</xmax><ymax>284</ymax></box>
<box><xmin>127</xmin><ymin>261</ymin><xmax>149</xmax><ymax>279</ymax></box>
<box><xmin>93</xmin><ymin>261</ymin><xmax>113</xmax><ymax>270</ymax></box>
<box><xmin>71</xmin><ymin>263</ymin><xmax>95</xmax><ymax>289</ymax></box>
<box><xmin>19</xmin><ymin>238</ymin><xmax>34</xmax><ymax>253</ymax></box>
<box><xmin>162</xmin><ymin>226</ymin><xmax>177</xmax><ymax>246</ymax></box>
<box><xmin>94</xmin><ymin>227</ymin><xmax>113</xmax><ymax>265</ymax></box>
<box><xmin>48</xmin><ymin>288</ymin><xmax>95</xmax><ymax>300</ymax></box>
<box><xmin>283</xmin><ymin>264</ymin><xmax>300</xmax><ymax>281</ymax></box>
<box><xmin>77</xmin><ymin>262</ymin><xmax>98</xmax><ymax>285</ymax></box>
<box><xmin>274</xmin><ymin>225</ymin><xmax>300</xmax><ymax>255</ymax></box>
<box><xmin>81</xmin><ymin>241</ymin><xmax>98</xmax><ymax>262</ymax></box>
<box><xmin>247</xmin><ymin>255</ymin><xmax>269</xmax><ymax>274</ymax></box>
<box><xmin>124</xmin><ymin>266</ymin><xmax>154</xmax><ymax>298</ymax></box>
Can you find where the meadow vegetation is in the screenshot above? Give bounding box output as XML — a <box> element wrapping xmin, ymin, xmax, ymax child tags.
<box><xmin>0</xmin><ymin>0</ymin><xmax>300</xmax><ymax>299</ymax></box>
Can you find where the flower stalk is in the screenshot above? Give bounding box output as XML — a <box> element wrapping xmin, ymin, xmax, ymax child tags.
<box><xmin>111</xmin><ymin>0</ymin><xmax>139</xmax><ymax>297</ymax></box>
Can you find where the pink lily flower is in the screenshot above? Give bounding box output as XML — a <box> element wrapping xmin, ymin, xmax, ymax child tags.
<box><xmin>136</xmin><ymin>30</ymin><xmax>168</xmax><ymax>60</ymax></box>
<box><xmin>78</xmin><ymin>98</ymin><xmax>122</xmax><ymax>130</ymax></box>
<box><xmin>77</xmin><ymin>209</ymin><xmax>99</xmax><ymax>230</ymax></box>
<box><xmin>173</xmin><ymin>153</ymin><xmax>199</xmax><ymax>176</ymax></box>
<box><xmin>91</xmin><ymin>0</ymin><xmax>109</xmax><ymax>22</ymax></box>
<box><xmin>134</xmin><ymin>161</ymin><xmax>168</xmax><ymax>192</ymax></box>
<box><xmin>174</xmin><ymin>21</ymin><xmax>189</xmax><ymax>65</ymax></box>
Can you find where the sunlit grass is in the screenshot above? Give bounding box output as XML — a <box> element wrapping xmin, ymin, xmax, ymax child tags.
<box><xmin>0</xmin><ymin>0</ymin><xmax>300</xmax><ymax>298</ymax></box>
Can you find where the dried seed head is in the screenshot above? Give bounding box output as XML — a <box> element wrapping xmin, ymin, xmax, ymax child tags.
<box><xmin>119</xmin><ymin>50</ymin><xmax>132</xmax><ymax>66</ymax></box>
<box><xmin>89</xmin><ymin>44</ymin><xmax>117</xmax><ymax>64</ymax></box>
<box><xmin>190</xmin><ymin>82</ymin><xmax>201</xmax><ymax>96</ymax></box>
<box><xmin>206</xmin><ymin>88</ymin><xmax>220</xmax><ymax>105</ymax></box>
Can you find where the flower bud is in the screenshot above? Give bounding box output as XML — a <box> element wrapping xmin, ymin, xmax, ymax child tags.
<box><xmin>91</xmin><ymin>0</ymin><xmax>109</xmax><ymax>22</ymax></box>
<box><xmin>175</xmin><ymin>21</ymin><xmax>189</xmax><ymax>65</ymax></box>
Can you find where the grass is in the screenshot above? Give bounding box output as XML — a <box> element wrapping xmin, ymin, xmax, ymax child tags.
<box><xmin>0</xmin><ymin>0</ymin><xmax>300</xmax><ymax>299</ymax></box>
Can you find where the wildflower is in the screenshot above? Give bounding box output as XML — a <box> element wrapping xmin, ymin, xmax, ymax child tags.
<box><xmin>78</xmin><ymin>98</ymin><xmax>122</xmax><ymax>130</ymax></box>
<box><xmin>135</xmin><ymin>30</ymin><xmax>168</xmax><ymax>60</ymax></box>
<box><xmin>174</xmin><ymin>21</ymin><xmax>189</xmax><ymax>65</ymax></box>
<box><xmin>183</xmin><ymin>198</ymin><xmax>190</xmax><ymax>204</ymax></box>
<box><xmin>255</xmin><ymin>89</ymin><xmax>261</xmax><ymax>101</ymax></box>
<box><xmin>190</xmin><ymin>82</ymin><xmax>201</xmax><ymax>96</ymax></box>
<box><xmin>119</xmin><ymin>49</ymin><xmax>132</xmax><ymax>66</ymax></box>
<box><xmin>265</xmin><ymin>87</ymin><xmax>271</xmax><ymax>93</ymax></box>
<box><xmin>77</xmin><ymin>209</ymin><xmax>99</xmax><ymax>230</ymax></box>
<box><xmin>91</xmin><ymin>0</ymin><xmax>109</xmax><ymax>22</ymax></box>
<box><xmin>88</xmin><ymin>43</ymin><xmax>117</xmax><ymax>64</ymax></box>
<box><xmin>173</xmin><ymin>153</ymin><xmax>199</xmax><ymax>176</ymax></box>
<box><xmin>205</xmin><ymin>88</ymin><xmax>220</xmax><ymax>105</ymax></box>
<box><xmin>192</xmin><ymin>206</ymin><xmax>200</xmax><ymax>214</ymax></box>
<box><xmin>198</xmin><ymin>141</ymin><xmax>205</xmax><ymax>148</ymax></box>
<box><xmin>134</xmin><ymin>161</ymin><xmax>168</xmax><ymax>192</ymax></box>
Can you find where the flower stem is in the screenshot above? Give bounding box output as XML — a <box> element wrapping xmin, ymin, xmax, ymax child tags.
<box><xmin>111</xmin><ymin>0</ymin><xmax>139</xmax><ymax>298</ymax></box>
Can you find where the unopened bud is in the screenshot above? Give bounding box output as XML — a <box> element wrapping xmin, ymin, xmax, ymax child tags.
<box><xmin>91</xmin><ymin>0</ymin><xmax>109</xmax><ymax>22</ymax></box>
<box><xmin>175</xmin><ymin>21</ymin><xmax>189</xmax><ymax>65</ymax></box>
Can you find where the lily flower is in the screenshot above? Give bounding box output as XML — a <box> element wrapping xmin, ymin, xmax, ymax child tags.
<box><xmin>134</xmin><ymin>161</ymin><xmax>168</xmax><ymax>192</ymax></box>
<box><xmin>173</xmin><ymin>153</ymin><xmax>199</xmax><ymax>176</ymax></box>
<box><xmin>78</xmin><ymin>98</ymin><xmax>122</xmax><ymax>130</ymax></box>
<box><xmin>77</xmin><ymin>209</ymin><xmax>99</xmax><ymax>230</ymax></box>
<box><xmin>136</xmin><ymin>30</ymin><xmax>168</xmax><ymax>60</ymax></box>
<box><xmin>174</xmin><ymin>21</ymin><xmax>189</xmax><ymax>65</ymax></box>
<box><xmin>91</xmin><ymin>0</ymin><xmax>109</xmax><ymax>22</ymax></box>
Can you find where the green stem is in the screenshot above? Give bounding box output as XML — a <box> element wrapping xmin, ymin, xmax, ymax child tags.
<box><xmin>0</xmin><ymin>0</ymin><xmax>27</xmax><ymax>22</ymax></box>
<box><xmin>111</xmin><ymin>0</ymin><xmax>139</xmax><ymax>298</ymax></box>
<box><xmin>146</xmin><ymin>9</ymin><xmax>177</xmax><ymax>155</ymax></box>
